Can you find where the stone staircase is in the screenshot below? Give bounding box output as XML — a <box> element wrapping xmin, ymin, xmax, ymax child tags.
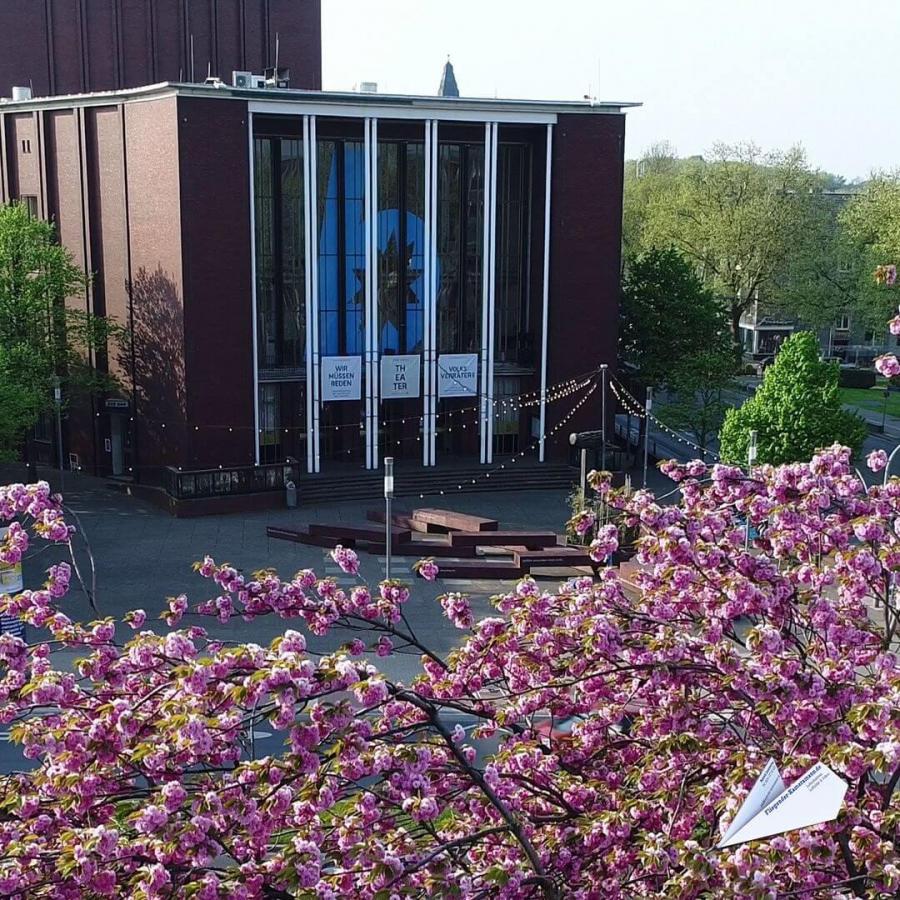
<box><xmin>291</xmin><ymin>462</ymin><xmax>578</xmax><ymax>505</ymax></box>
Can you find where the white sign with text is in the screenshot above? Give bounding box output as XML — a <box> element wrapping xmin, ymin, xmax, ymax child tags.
<box><xmin>381</xmin><ymin>355</ymin><xmax>421</xmax><ymax>400</ymax></box>
<box><xmin>321</xmin><ymin>356</ymin><xmax>362</xmax><ymax>402</ymax></box>
<box><xmin>718</xmin><ymin>760</ymin><xmax>847</xmax><ymax>848</ymax></box>
<box><xmin>438</xmin><ymin>353</ymin><xmax>478</xmax><ymax>398</ymax></box>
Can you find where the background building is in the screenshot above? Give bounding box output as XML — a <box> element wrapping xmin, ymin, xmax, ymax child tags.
<box><xmin>0</xmin><ymin>4</ymin><xmax>635</xmax><ymax>506</ymax></box>
<box><xmin>0</xmin><ymin>0</ymin><xmax>321</xmax><ymax>96</ymax></box>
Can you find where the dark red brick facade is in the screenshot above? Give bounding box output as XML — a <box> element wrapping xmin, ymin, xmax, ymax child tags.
<box><xmin>0</xmin><ymin>87</ymin><xmax>627</xmax><ymax>483</ymax></box>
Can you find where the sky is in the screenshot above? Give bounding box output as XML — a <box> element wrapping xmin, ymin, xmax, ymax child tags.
<box><xmin>321</xmin><ymin>0</ymin><xmax>898</xmax><ymax>181</ymax></box>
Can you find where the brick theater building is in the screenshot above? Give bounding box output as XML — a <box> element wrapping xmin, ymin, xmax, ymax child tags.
<box><xmin>0</xmin><ymin>1</ymin><xmax>637</xmax><ymax>506</ymax></box>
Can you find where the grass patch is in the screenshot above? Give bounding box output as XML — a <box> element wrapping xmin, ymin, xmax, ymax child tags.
<box><xmin>840</xmin><ymin>382</ymin><xmax>900</xmax><ymax>418</ymax></box>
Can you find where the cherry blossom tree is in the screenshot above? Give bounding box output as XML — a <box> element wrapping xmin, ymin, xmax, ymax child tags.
<box><xmin>6</xmin><ymin>433</ymin><xmax>900</xmax><ymax>896</ymax></box>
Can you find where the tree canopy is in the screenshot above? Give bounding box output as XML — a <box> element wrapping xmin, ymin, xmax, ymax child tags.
<box><xmin>0</xmin><ymin>202</ymin><xmax>120</xmax><ymax>461</ymax></box>
<box><xmin>624</xmin><ymin>143</ymin><xmax>843</xmax><ymax>342</ymax></box>
<box><xmin>719</xmin><ymin>331</ymin><xmax>867</xmax><ymax>465</ymax></box>
<box><xmin>619</xmin><ymin>248</ymin><xmax>733</xmax><ymax>386</ymax></box>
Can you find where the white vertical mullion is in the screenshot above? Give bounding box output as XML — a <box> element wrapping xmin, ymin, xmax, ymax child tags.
<box><xmin>486</xmin><ymin>122</ymin><xmax>499</xmax><ymax>464</ymax></box>
<box><xmin>310</xmin><ymin>116</ymin><xmax>321</xmax><ymax>473</ymax></box>
<box><xmin>364</xmin><ymin>118</ymin><xmax>373</xmax><ymax>469</ymax></box>
<box><xmin>423</xmin><ymin>120</ymin><xmax>432</xmax><ymax>467</ymax></box>
<box><xmin>371</xmin><ymin>118</ymin><xmax>380</xmax><ymax>469</ymax></box>
<box><xmin>479</xmin><ymin>123</ymin><xmax>492</xmax><ymax>464</ymax></box>
<box><xmin>429</xmin><ymin>121</ymin><xmax>439</xmax><ymax>466</ymax></box>
<box><xmin>248</xmin><ymin>112</ymin><xmax>261</xmax><ymax>466</ymax></box>
<box><xmin>302</xmin><ymin>115</ymin><xmax>315</xmax><ymax>474</ymax></box>
<box><xmin>538</xmin><ymin>124</ymin><xmax>553</xmax><ymax>463</ymax></box>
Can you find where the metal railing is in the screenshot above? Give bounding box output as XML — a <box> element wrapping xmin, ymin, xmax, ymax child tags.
<box><xmin>165</xmin><ymin>462</ymin><xmax>296</xmax><ymax>500</ymax></box>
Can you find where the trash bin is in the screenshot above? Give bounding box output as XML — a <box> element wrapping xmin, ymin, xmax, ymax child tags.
<box><xmin>285</xmin><ymin>481</ymin><xmax>298</xmax><ymax>509</ymax></box>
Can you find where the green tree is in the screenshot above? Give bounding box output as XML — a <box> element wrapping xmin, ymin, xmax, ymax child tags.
<box><xmin>619</xmin><ymin>247</ymin><xmax>733</xmax><ymax>387</ymax></box>
<box><xmin>622</xmin><ymin>141</ymin><xmax>681</xmax><ymax>258</ymax></box>
<box><xmin>0</xmin><ymin>202</ymin><xmax>120</xmax><ymax>465</ymax></box>
<box><xmin>719</xmin><ymin>331</ymin><xmax>867</xmax><ymax>465</ymax></box>
<box><xmin>620</xmin><ymin>248</ymin><xmax>736</xmax><ymax>450</ymax></box>
<box><xmin>628</xmin><ymin>143</ymin><xmax>826</xmax><ymax>345</ymax></box>
<box><xmin>840</xmin><ymin>173</ymin><xmax>900</xmax><ymax>332</ymax></box>
<box><xmin>660</xmin><ymin>348</ymin><xmax>736</xmax><ymax>453</ymax></box>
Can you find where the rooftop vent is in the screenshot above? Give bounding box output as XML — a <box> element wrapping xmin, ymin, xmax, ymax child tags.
<box><xmin>359</xmin><ymin>81</ymin><xmax>378</xmax><ymax>93</ymax></box>
<box><xmin>264</xmin><ymin>67</ymin><xmax>291</xmax><ymax>89</ymax></box>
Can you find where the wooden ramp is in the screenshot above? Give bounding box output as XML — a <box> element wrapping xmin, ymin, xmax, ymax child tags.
<box><xmin>267</xmin><ymin>506</ymin><xmax>593</xmax><ymax>580</ymax></box>
<box><xmin>411</xmin><ymin>508</ymin><xmax>499</xmax><ymax>533</ymax></box>
<box><xmin>449</xmin><ymin>530</ymin><xmax>558</xmax><ymax>550</ymax></box>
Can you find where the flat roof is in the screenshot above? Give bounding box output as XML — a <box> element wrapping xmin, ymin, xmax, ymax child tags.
<box><xmin>0</xmin><ymin>81</ymin><xmax>640</xmax><ymax>118</ymax></box>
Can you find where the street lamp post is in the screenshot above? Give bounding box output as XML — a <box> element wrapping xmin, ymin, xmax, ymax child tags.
<box><xmin>580</xmin><ymin>448</ymin><xmax>587</xmax><ymax>510</ymax></box>
<box><xmin>384</xmin><ymin>457</ymin><xmax>394</xmax><ymax>581</ymax></box>
<box><xmin>642</xmin><ymin>387</ymin><xmax>653</xmax><ymax>488</ymax></box>
<box><xmin>600</xmin><ymin>364</ymin><xmax>608</xmax><ymax>472</ymax></box>
<box><xmin>52</xmin><ymin>376</ymin><xmax>64</xmax><ymax>492</ymax></box>
<box><xmin>746</xmin><ymin>430</ymin><xmax>757</xmax><ymax>550</ymax></box>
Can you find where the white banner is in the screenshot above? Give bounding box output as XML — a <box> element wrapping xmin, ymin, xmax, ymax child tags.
<box><xmin>381</xmin><ymin>355</ymin><xmax>421</xmax><ymax>400</ymax></box>
<box><xmin>321</xmin><ymin>356</ymin><xmax>362</xmax><ymax>402</ymax></box>
<box><xmin>438</xmin><ymin>353</ymin><xmax>478</xmax><ymax>398</ymax></box>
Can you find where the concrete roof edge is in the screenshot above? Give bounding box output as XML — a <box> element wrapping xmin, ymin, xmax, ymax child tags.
<box><xmin>0</xmin><ymin>81</ymin><xmax>641</xmax><ymax>115</ymax></box>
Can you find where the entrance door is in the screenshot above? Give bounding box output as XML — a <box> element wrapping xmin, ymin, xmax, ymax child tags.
<box><xmin>110</xmin><ymin>416</ymin><xmax>125</xmax><ymax>476</ymax></box>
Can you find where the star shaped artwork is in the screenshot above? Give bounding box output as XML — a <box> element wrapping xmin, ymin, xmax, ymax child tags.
<box><xmin>350</xmin><ymin>226</ymin><xmax>424</xmax><ymax>352</ymax></box>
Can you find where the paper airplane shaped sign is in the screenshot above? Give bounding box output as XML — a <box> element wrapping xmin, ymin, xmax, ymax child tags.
<box><xmin>718</xmin><ymin>760</ymin><xmax>847</xmax><ymax>848</ymax></box>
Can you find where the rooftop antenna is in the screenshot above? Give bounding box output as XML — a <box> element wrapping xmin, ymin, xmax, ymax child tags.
<box><xmin>207</xmin><ymin>60</ymin><xmax>212</xmax><ymax>80</ymax></box>
<box><xmin>275</xmin><ymin>32</ymin><xmax>280</xmax><ymax>71</ymax></box>
<box><xmin>190</xmin><ymin>34</ymin><xmax>195</xmax><ymax>82</ymax></box>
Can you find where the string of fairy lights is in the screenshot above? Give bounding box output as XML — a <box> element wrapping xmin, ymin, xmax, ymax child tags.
<box><xmin>153</xmin><ymin>371</ymin><xmax>599</xmax><ymax>474</ymax></box>
<box><xmin>609</xmin><ymin>376</ymin><xmax>721</xmax><ymax>461</ymax></box>
<box><xmin>97</xmin><ymin>370</ymin><xmax>598</xmax><ymax>436</ymax></box>
<box><xmin>415</xmin><ymin>376</ymin><xmax>601</xmax><ymax>499</ymax></box>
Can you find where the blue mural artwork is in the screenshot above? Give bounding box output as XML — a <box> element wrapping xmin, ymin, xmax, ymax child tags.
<box><xmin>318</xmin><ymin>143</ymin><xmax>428</xmax><ymax>357</ymax></box>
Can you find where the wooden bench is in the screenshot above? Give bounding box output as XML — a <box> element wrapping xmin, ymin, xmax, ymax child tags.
<box><xmin>449</xmin><ymin>530</ymin><xmax>559</xmax><ymax>550</ymax></box>
<box><xmin>513</xmin><ymin>547</ymin><xmax>594</xmax><ymax>570</ymax></box>
<box><xmin>433</xmin><ymin>559</ymin><xmax>524</xmax><ymax>579</ymax></box>
<box><xmin>378</xmin><ymin>540</ymin><xmax>475</xmax><ymax>559</ymax></box>
<box><xmin>411</xmin><ymin>508</ymin><xmax>499</xmax><ymax>533</ymax></box>
<box><xmin>267</xmin><ymin>527</ymin><xmax>358</xmax><ymax>550</ymax></box>
<box><xmin>307</xmin><ymin>523</ymin><xmax>412</xmax><ymax>544</ymax></box>
<box><xmin>366</xmin><ymin>509</ymin><xmax>418</xmax><ymax>530</ymax></box>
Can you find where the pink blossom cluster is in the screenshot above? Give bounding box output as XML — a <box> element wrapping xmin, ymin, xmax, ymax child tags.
<box><xmin>330</xmin><ymin>544</ymin><xmax>360</xmax><ymax>575</ymax></box>
<box><xmin>414</xmin><ymin>557</ymin><xmax>440</xmax><ymax>581</ymax></box>
<box><xmin>438</xmin><ymin>591</ymin><xmax>473</xmax><ymax>629</ymax></box>
<box><xmin>569</xmin><ymin>509</ymin><xmax>596</xmax><ymax>536</ymax></box>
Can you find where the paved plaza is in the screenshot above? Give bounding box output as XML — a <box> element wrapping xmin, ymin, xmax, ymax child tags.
<box><xmin>4</xmin><ymin>466</ymin><xmax>603</xmax><ymax>683</ymax></box>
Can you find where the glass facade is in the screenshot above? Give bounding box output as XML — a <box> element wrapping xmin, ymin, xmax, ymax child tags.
<box><xmin>252</xmin><ymin>124</ymin><xmax>534</xmax><ymax>467</ymax></box>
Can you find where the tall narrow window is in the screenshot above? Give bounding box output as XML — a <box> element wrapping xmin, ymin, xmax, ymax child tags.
<box><xmin>253</xmin><ymin>137</ymin><xmax>306</xmax><ymax>376</ymax></box>
<box><xmin>317</xmin><ymin>139</ymin><xmax>369</xmax><ymax>356</ymax></box>
<box><xmin>495</xmin><ymin>144</ymin><xmax>531</xmax><ymax>365</ymax></box>
<box><xmin>377</xmin><ymin>141</ymin><xmax>425</xmax><ymax>354</ymax></box>
<box><xmin>258</xmin><ymin>384</ymin><xmax>281</xmax><ymax>464</ymax></box>
<box><xmin>437</xmin><ymin>143</ymin><xmax>484</xmax><ymax>354</ymax></box>
<box><xmin>19</xmin><ymin>195</ymin><xmax>38</xmax><ymax>218</ymax></box>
